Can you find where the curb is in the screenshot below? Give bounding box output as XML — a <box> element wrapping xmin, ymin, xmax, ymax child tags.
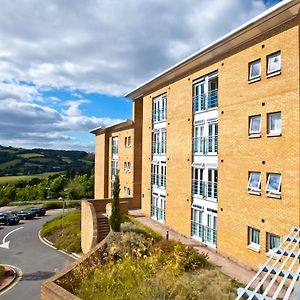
<box><xmin>0</xmin><ymin>264</ymin><xmax>22</xmax><ymax>296</ymax></box>
<box><xmin>38</xmin><ymin>230</ymin><xmax>81</xmax><ymax>260</ymax></box>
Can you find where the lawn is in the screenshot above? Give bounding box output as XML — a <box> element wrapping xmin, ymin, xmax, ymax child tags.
<box><xmin>0</xmin><ymin>159</ymin><xmax>22</xmax><ymax>169</ymax></box>
<box><xmin>17</xmin><ymin>153</ymin><xmax>44</xmax><ymax>158</ymax></box>
<box><xmin>40</xmin><ymin>209</ymin><xmax>81</xmax><ymax>253</ymax></box>
<box><xmin>0</xmin><ymin>172</ymin><xmax>62</xmax><ymax>185</ymax></box>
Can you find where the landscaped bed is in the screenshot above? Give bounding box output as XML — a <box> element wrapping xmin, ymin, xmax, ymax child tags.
<box><xmin>57</xmin><ymin>220</ymin><xmax>240</xmax><ymax>300</ymax></box>
<box><xmin>40</xmin><ymin>208</ymin><xmax>81</xmax><ymax>253</ymax></box>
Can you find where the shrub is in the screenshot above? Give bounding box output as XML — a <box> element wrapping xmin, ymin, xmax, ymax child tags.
<box><xmin>173</xmin><ymin>243</ymin><xmax>210</xmax><ymax>271</ymax></box>
<box><xmin>42</xmin><ymin>200</ymin><xmax>81</xmax><ymax>210</ymax></box>
<box><xmin>0</xmin><ymin>265</ymin><xmax>5</xmax><ymax>281</ymax></box>
<box><xmin>120</xmin><ymin>222</ymin><xmax>148</xmax><ymax>237</ymax></box>
<box><xmin>110</xmin><ymin>172</ymin><xmax>121</xmax><ymax>231</ymax></box>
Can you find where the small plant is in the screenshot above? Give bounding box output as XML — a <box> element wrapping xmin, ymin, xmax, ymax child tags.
<box><xmin>120</xmin><ymin>222</ymin><xmax>148</xmax><ymax>237</ymax></box>
<box><xmin>110</xmin><ymin>172</ymin><xmax>121</xmax><ymax>232</ymax></box>
<box><xmin>0</xmin><ymin>265</ymin><xmax>5</xmax><ymax>281</ymax></box>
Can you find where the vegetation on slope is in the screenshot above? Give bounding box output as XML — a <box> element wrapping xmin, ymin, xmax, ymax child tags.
<box><xmin>0</xmin><ymin>144</ymin><xmax>94</xmax><ymax>177</ymax></box>
<box><xmin>41</xmin><ymin>209</ymin><xmax>81</xmax><ymax>253</ymax></box>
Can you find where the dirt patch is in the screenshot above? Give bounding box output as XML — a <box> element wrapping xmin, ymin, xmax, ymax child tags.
<box><xmin>0</xmin><ymin>265</ymin><xmax>16</xmax><ymax>292</ymax></box>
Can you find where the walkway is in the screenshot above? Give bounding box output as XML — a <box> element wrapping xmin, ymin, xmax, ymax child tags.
<box><xmin>129</xmin><ymin>209</ymin><xmax>256</xmax><ymax>285</ymax></box>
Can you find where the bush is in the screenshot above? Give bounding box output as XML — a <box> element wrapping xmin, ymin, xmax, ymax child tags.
<box><xmin>42</xmin><ymin>200</ymin><xmax>81</xmax><ymax>210</ymax></box>
<box><xmin>0</xmin><ymin>198</ymin><xmax>10</xmax><ymax>207</ymax></box>
<box><xmin>0</xmin><ymin>265</ymin><xmax>5</xmax><ymax>281</ymax></box>
<box><xmin>151</xmin><ymin>239</ymin><xmax>179</xmax><ymax>254</ymax></box>
<box><xmin>120</xmin><ymin>222</ymin><xmax>148</xmax><ymax>237</ymax></box>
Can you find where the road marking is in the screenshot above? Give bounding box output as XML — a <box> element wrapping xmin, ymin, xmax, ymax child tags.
<box><xmin>0</xmin><ymin>265</ymin><xmax>22</xmax><ymax>296</ymax></box>
<box><xmin>0</xmin><ymin>227</ymin><xmax>23</xmax><ymax>249</ymax></box>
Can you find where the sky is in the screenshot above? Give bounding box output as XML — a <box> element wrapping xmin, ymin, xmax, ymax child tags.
<box><xmin>0</xmin><ymin>0</ymin><xmax>281</xmax><ymax>152</ymax></box>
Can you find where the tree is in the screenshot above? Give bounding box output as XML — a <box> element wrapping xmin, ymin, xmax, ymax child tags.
<box><xmin>110</xmin><ymin>171</ymin><xmax>121</xmax><ymax>231</ymax></box>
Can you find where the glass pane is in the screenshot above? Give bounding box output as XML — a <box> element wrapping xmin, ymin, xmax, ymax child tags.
<box><xmin>267</xmin><ymin>174</ymin><xmax>281</xmax><ymax>192</ymax></box>
<box><xmin>250</xmin><ymin>116</ymin><xmax>261</xmax><ymax>133</ymax></box>
<box><xmin>250</xmin><ymin>61</ymin><xmax>261</xmax><ymax>78</ymax></box>
<box><xmin>249</xmin><ymin>172</ymin><xmax>261</xmax><ymax>189</ymax></box>
<box><xmin>252</xmin><ymin>229</ymin><xmax>260</xmax><ymax>244</ymax></box>
<box><xmin>269</xmin><ymin>234</ymin><xmax>280</xmax><ymax>250</ymax></box>
<box><xmin>268</xmin><ymin>53</ymin><xmax>281</xmax><ymax>73</ymax></box>
<box><xmin>269</xmin><ymin>112</ymin><xmax>281</xmax><ymax>132</ymax></box>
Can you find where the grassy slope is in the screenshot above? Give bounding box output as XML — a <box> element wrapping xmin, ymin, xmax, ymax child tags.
<box><xmin>0</xmin><ymin>159</ymin><xmax>22</xmax><ymax>168</ymax></box>
<box><xmin>41</xmin><ymin>209</ymin><xmax>81</xmax><ymax>253</ymax></box>
<box><xmin>17</xmin><ymin>153</ymin><xmax>44</xmax><ymax>158</ymax></box>
<box><xmin>0</xmin><ymin>172</ymin><xmax>61</xmax><ymax>185</ymax></box>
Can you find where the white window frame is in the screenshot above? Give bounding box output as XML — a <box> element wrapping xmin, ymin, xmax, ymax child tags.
<box><xmin>249</xmin><ymin>115</ymin><xmax>261</xmax><ymax>135</ymax></box>
<box><xmin>266</xmin><ymin>173</ymin><xmax>281</xmax><ymax>195</ymax></box>
<box><xmin>267</xmin><ymin>51</ymin><xmax>281</xmax><ymax>75</ymax></box>
<box><xmin>267</xmin><ymin>112</ymin><xmax>281</xmax><ymax>135</ymax></box>
<box><xmin>249</xmin><ymin>59</ymin><xmax>261</xmax><ymax>80</ymax></box>
<box><xmin>127</xmin><ymin>162</ymin><xmax>131</xmax><ymax>172</ymax></box>
<box><xmin>248</xmin><ymin>227</ymin><xmax>260</xmax><ymax>251</ymax></box>
<box><xmin>248</xmin><ymin>172</ymin><xmax>261</xmax><ymax>192</ymax></box>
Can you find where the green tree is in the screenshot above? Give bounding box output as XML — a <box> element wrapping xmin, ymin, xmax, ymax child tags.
<box><xmin>110</xmin><ymin>171</ymin><xmax>121</xmax><ymax>232</ymax></box>
<box><xmin>49</xmin><ymin>175</ymin><xmax>67</xmax><ymax>199</ymax></box>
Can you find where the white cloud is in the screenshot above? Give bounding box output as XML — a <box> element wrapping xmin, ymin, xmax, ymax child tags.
<box><xmin>0</xmin><ymin>0</ymin><xmax>271</xmax><ymax>96</ymax></box>
<box><xmin>0</xmin><ymin>0</ymin><xmax>278</xmax><ymax>150</ymax></box>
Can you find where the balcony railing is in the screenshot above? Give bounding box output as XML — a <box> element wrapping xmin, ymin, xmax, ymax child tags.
<box><xmin>152</xmin><ymin>142</ymin><xmax>166</xmax><ymax>155</ymax></box>
<box><xmin>151</xmin><ymin>174</ymin><xmax>166</xmax><ymax>188</ymax></box>
<box><xmin>192</xmin><ymin>180</ymin><xmax>217</xmax><ymax>201</ymax></box>
<box><xmin>193</xmin><ymin>89</ymin><xmax>218</xmax><ymax>113</ymax></box>
<box><xmin>152</xmin><ymin>109</ymin><xmax>167</xmax><ymax>123</ymax></box>
<box><xmin>192</xmin><ymin>136</ymin><xmax>218</xmax><ymax>154</ymax></box>
<box><xmin>151</xmin><ymin>205</ymin><xmax>165</xmax><ymax>221</ymax></box>
<box><xmin>112</xmin><ymin>146</ymin><xmax>118</xmax><ymax>155</ymax></box>
<box><xmin>191</xmin><ymin>222</ymin><xmax>217</xmax><ymax>245</ymax></box>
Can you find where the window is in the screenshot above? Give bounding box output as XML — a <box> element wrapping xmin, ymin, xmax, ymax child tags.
<box><xmin>127</xmin><ymin>162</ymin><xmax>131</xmax><ymax>172</ymax></box>
<box><xmin>267</xmin><ymin>52</ymin><xmax>281</xmax><ymax>75</ymax></box>
<box><xmin>153</xmin><ymin>94</ymin><xmax>167</xmax><ymax>123</ymax></box>
<box><xmin>127</xmin><ymin>188</ymin><xmax>131</xmax><ymax>196</ymax></box>
<box><xmin>112</xmin><ymin>137</ymin><xmax>118</xmax><ymax>155</ymax></box>
<box><xmin>124</xmin><ymin>137</ymin><xmax>128</xmax><ymax>147</ymax></box>
<box><xmin>266</xmin><ymin>173</ymin><xmax>281</xmax><ymax>195</ymax></box>
<box><xmin>249</xmin><ymin>115</ymin><xmax>261</xmax><ymax>135</ymax></box>
<box><xmin>248</xmin><ymin>172</ymin><xmax>261</xmax><ymax>192</ymax></box>
<box><xmin>267</xmin><ymin>112</ymin><xmax>281</xmax><ymax>135</ymax></box>
<box><xmin>124</xmin><ymin>162</ymin><xmax>127</xmax><ymax>172</ymax></box>
<box><xmin>249</xmin><ymin>59</ymin><xmax>261</xmax><ymax>80</ymax></box>
<box><xmin>267</xmin><ymin>233</ymin><xmax>280</xmax><ymax>253</ymax></box>
<box><xmin>248</xmin><ymin>227</ymin><xmax>260</xmax><ymax>250</ymax></box>
<box><xmin>128</xmin><ymin>136</ymin><xmax>131</xmax><ymax>146</ymax></box>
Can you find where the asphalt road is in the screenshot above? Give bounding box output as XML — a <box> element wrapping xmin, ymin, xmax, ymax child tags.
<box><xmin>0</xmin><ymin>209</ymin><xmax>74</xmax><ymax>300</ymax></box>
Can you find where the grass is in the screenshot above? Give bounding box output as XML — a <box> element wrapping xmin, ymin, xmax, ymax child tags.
<box><xmin>40</xmin><ymin>209</ymin><xmax>81</xmax><ymax>253</ymax></box>
<box><xmin>0</xmin><ymin>265</ymin><xmax>5</xmax><ymax>283</ymax></box>
<box><xmin>0</xmin><ymin>172</ymin><xmax>62</xmax><ymax>185</ymax></box>
<box><xmin>0</xmin><ymin>159</ymin><xmax>22</xmax><ymax>169</ymax></box>
<box><xmin>17</xmin><ymin>153</ymin><xmax>44</xmax><ymax>158</ymax></box>
<box><xmin>73</xmin><ymin>230</ymin><xmax>240</xmax><ymax>300</ymax></box>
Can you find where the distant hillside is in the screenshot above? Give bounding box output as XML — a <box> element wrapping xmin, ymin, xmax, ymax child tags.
<box><xmin>0</xmin><ymin>145</ymin><xmax>94</xmax><ymax>177</ymax></box>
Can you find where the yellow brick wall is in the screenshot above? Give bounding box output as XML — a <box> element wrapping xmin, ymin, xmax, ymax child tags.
<box><xmin>217</xmin><ymin>20</ymin><xmax>300</xmax><ymax>268</ymax></box>
<box><xmin>140</xmin><ymin>17</ymin><xmax>299</xmax><ymax>269</ymax></box>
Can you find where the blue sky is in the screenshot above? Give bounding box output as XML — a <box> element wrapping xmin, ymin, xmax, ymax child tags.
<box><xmin>0</xmin><ymin>0</ymin><xmax>282</xmax><ymax>152</ymax></box>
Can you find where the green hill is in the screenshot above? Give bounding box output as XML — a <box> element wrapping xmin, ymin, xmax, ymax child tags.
<box><xmin>0</xmin><ymin>145</ymin><xmax>94</xmax><ymax>179</ymax></box>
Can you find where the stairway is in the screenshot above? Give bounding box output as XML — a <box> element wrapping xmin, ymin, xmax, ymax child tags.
<box><xmin>96</xmin><ymin>213</ymin><xmax>110</xmax><ymax>243</ymax></box>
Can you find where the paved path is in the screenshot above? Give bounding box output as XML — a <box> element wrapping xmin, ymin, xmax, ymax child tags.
<box><xmin>129</xmin><ymin>209</ymin><xmax>256</xmax><ymax>285</ymax></box>
<box><xmin>0</xmin><ymin>209</ymin><xmax>74</xmax><ymax>300</ymax></box>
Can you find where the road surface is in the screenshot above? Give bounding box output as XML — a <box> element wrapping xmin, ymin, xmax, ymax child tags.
<box><xmin>0</xmin><ymin>209</ymin><xmax>74</xmax><ymax>300</ymax></box>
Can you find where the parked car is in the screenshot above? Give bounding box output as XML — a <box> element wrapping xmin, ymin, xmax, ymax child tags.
<box><xmin>27</xmin><ymin>207</ymin><xmax>46</xmax><ymax>217</ymax></box>
<box><xmin>0</xmin><ymin>213</ymin><xmax>20</xmax><ymax>225</ymax></box>
<box><xmin>15</xmin><ymin>210</ymin><xmax>36</xmax><ymax>220</ymax></box>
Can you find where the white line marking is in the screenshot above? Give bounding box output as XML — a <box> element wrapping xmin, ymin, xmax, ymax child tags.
<box><xmin>0</xmin><ymin>227</ymin><xmax>23</xmax><ymax>249</ymax></box>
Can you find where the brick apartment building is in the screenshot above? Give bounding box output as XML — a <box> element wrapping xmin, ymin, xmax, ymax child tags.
<box><xmin>91</xmin><ymin>0</ymin><xmax>300</xmax><ymax>269</ymax></box>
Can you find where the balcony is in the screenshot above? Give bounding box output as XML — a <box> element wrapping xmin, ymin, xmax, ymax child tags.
<box><xmin>192</xmin><ymin>136</ymin><xmax>218</xmax><ymax>154</ymax></box>
<box><xmin>151</xmin><ymin>205</ymin><xmax>165</xmax><ymax>221</ymax></box>
<box><xmin>152</xmin><ymin>142</ymin><xmax>166</xmax><ymax>155</ymax></box>
<box><xmin>192</xmin><ymin>89</ymin><xmax>218</xmax><ymax>113</ymax></box>
<box><xmin>191</xmin><ymin>222</ymin><xmax>216</xmax><ymax>245</ymax></box>
<box><xmin>151</xmin><ymin>174</ymin><xmax>166</xmax><ymax>188</ymax></box>
<box><xmin>152</xmin><ymin>109</ymin><xmax>167</xmax><ymax>123</ymax></box>
<box><xmin>192</xmin><ymin>180</ymin><xmax>217</xmax><ymax>201</ymax></box>
<box><xmin>112</xmin><ymin>146</ymin><xmax>118</xmax><ymax>155</ymax></box>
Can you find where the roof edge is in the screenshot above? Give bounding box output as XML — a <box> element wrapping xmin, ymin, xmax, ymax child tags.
<box><xmin>90</xmin><ymin>119</ymin><xmax>133</xmax><ymax>135</ymax></box>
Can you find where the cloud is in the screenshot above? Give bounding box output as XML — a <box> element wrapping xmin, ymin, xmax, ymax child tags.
<box><xmin>0</xmin><ymin>0</ymin><xmax>271</xmax><ymax>96</ymax></box>
<box><xmin>0</xmin><ymin>0</ymin><xmax>278</xmax><ymax>150</ymax></box>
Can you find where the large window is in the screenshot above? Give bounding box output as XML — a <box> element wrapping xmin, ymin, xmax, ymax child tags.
<box><xmin>248</xmin><ymin>227</ymin><xmax>260</xmax><ymax>251</ymax></box>
<box><xmin>267</xmin><ymin>51</ymin><xmax>281</xmax><ymax>75</ymax></box>
<box><xmin>249</xmin><ymin>115</ymin><xmax>261</xmax><ymax>135</ymax></box>
<box><xmin>267</xmin><ymin>112</ymin><xmax>281</xmax><ymax>135</ymax></box>
<box><xmin>249</xmin><ymin>59</ymin><xmax>261</xmax><ymax>80</ymax></box>
<box><xmin>266</xmin><ymin>173</ymin><xmax>281</xmax><ymax>195</ymax></box>
<box><xmin>267</xmin><ymin>233</ymin><xmax>280</xmax><ymax>253</ymax></box>
<box><xmin>248</xmin><ymin>172</ymin><xmax>261</xmax><ymax>192</ymax></box>
<box><xmin>153</xmin><ymin>94</ymin><xmax>167</xmax><ymax>123</ymax></box>
<box><xmin>112</xmin><ymin>137</ymin><xmax>118</xmax><ymax>155</ymax></box>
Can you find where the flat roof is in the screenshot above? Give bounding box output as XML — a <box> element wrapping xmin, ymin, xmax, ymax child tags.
<box><xmin>125</xmin><ymin>0</ymin><xmax>299</xmax><ymax>99</ymax></box>
<box><xmin>90</xmin><ymin>119</ymin><xmax>133</xmax><ymax>135</ymax></box>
